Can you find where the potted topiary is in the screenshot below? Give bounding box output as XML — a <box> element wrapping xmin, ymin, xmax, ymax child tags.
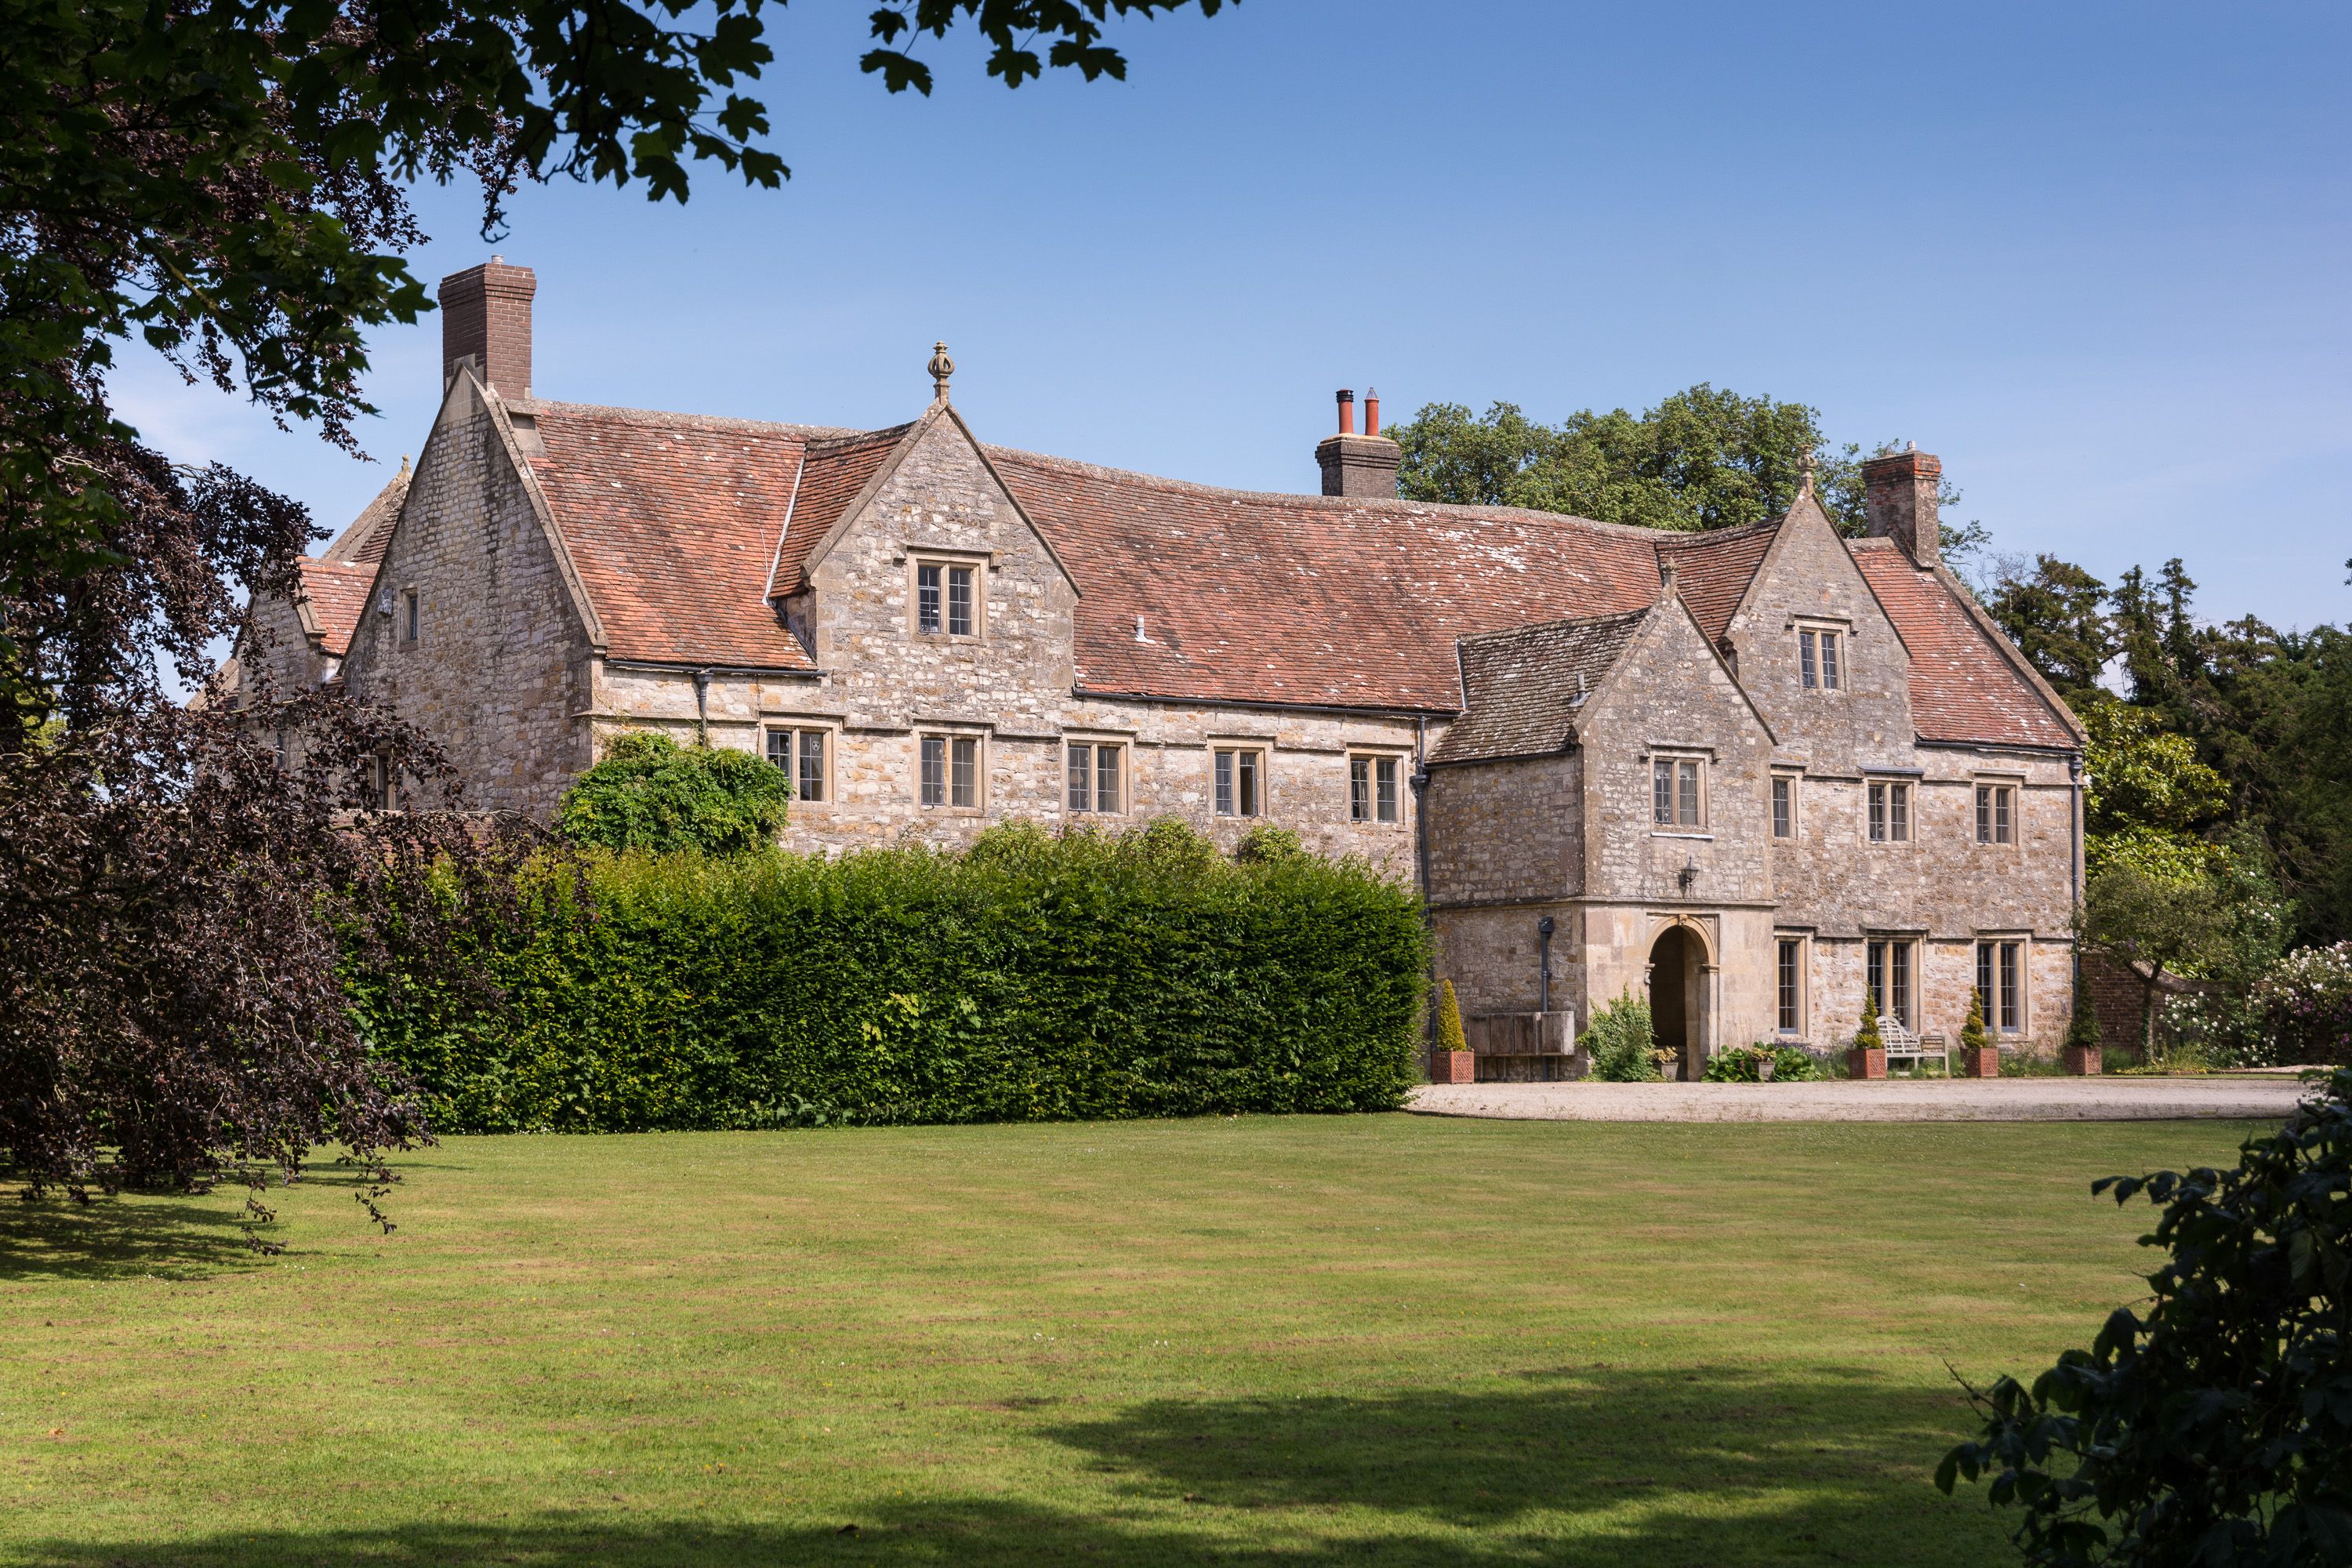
<box><xmin>2061</xmin><ymin>969</ymin><xmax>2102</xmax><ymax>1076</ymax></box>
<box><xmin>1959</xmin><ymin>988</ymin><xmax>1999</xmax><ymax>1078</ymax></box>
<box><xmin>1433</xmin><ymin>979</ymin><xmax>1475</xmax><ymax>1084</ymax></box>
<box><xmin>1849</xmin><ymin>990</ymin><xmax>1887</xmax><ymax>1080</ymax></box>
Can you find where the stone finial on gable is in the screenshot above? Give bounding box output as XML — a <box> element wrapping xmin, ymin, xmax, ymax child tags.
<box><xmin>1659</xmin><ymin>557</ymin><xmax>1680</xmax><ymax>601</ymax></box>
<box><xmin>928</xmin><ymin>341</ymin><xmax>955</xmax><ymax>403</ymax></box>
<box><xmin>1797</xmin><ymin>448</ymin><xmax>1817</xmax><ymax>498</ymax></box>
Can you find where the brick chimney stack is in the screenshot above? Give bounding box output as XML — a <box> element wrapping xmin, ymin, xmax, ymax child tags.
<box><xmin>1863</xmin><ymin>445</ymin><xmax>1941</xmax><ymax>567</ymax></box>
<box><xmin>1316</xmin><ymin>386</ymin><xmax>1402</xmax><ymax>499</ymax></box>
<box><xmin>438</xmin><ymin>256</ymin><xmax>536</xmax><ymax>398</ymax></box>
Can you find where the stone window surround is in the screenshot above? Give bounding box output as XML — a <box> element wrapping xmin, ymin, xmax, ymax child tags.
<box><xmin>906</xmin><ymin>548</ymin><xmax>989</xmax><ymax>641</ymax></box>
<box><xmin>1864</xmin><ymin>930</ymin><xmax>1926</xmax><ymax>1031</ymax></box>
<box><xmin>1975</xmin><ymin>930</ymin><xmax>2032</xmax><ymax>1036</ymax></box>
<box><xmin>1062</xmin><ymin>732</ymin><xmax>1131</xmax><ymax>817</ymax></box>
<box><xmin>763</xmin><ymin>718</ymin><xmax>838</xmax><ymax>811</ymax></box>
<box><xmin>1791</xmin><ymin>614</ymin><xmax>1851</xmax><ymax>693</ymax></box>
<box><xmin>1646</xmin><ymin>746</ymin><xmax>1710</xmax><ymax>833</ymax></box>
<box><xmin>1770</xmin><ymin>768</ymin><xmax>1802</xmax><ymax>841</ymax></box>
<box><xmin>1346</xmin><ymin>746</ymin><xmax>1410</xmax><ymax>828</ymax></box>
<box><xmin>1863</xmin><ymin>770</ymin><xmax>1921</xmax><ymax>847</ymax></box>
<box><xmin>1207</xmin><ymin>738</ymin><xmax>1273</xmax><ymax>819</ymax></box>
<box><xmin>1973</xmin><ymin>773</ymin><xmax>2024</xmax><ymax>848</ymax></box>
<box><xmin>1774</xmin><ymin>929</ymin><xmax>1811</xmax><ymax>1037</ymax></box>
<box><xmin>916</xmin><ymin>725</ymin><xmax>987</xmax><ymax>814</ymax></box>
<box><xmin>399</xmin><ymin>585</ymin><xmax>420</xmax><ymax>645</ymax></box>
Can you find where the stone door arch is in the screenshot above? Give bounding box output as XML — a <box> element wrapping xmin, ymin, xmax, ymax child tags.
<box><xmin>1647</xmin><ymin>923</ymin><xmax>1711</xmax><ymax>1080</ymax></box>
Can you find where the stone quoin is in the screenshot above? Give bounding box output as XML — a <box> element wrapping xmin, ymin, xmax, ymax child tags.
<box><xmin>224</xmin><ymin>262</ymin><xmax>2089</xmax><ymax>1072</ymax></box>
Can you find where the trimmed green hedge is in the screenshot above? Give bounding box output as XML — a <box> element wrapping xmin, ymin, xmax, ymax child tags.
<box><xmin>351</xmin><ymin>823</ymin><xmax>1428</xmax><ymax>1132</ymax></box>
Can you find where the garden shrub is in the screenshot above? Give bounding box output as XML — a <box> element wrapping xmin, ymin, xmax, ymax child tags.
<box><xmin>2252</xmin><ymin>941</ymin><xmax>2352</xmax><ymax>1065</ymax></box>
<box><xmin>555</xmin><ymin>732</ymin><xmax>791</xmax><ymax>856</ymax></box>
<box><xmin>1582</xmin><ymin>991</ymin><xmax>1658</xmax><ymax>1082</ymax></box>
<box><xmin>1939</xmin><ymin>1066</ymin><xmax>2352</xmax><ymax>1565</ymax></box>
<box><xmin>1854</xmin><ymin>990</ymin><xmax>1884</xmax><ymax>1052</ymax></box>
<box><xmin>1700</xmin><ymin>1043</ymin><xmax>1820</xmax><ymax>1083</ymax></box>
<box><xmin>348</xmin><ymin>823</ymin><xmax>1428</xmax><ymax>1132</ymax></box>
<box><xmin>1962</xmin><ymin>988</ymin><xmax>1992</xmax><ymax>1055</ymax></box>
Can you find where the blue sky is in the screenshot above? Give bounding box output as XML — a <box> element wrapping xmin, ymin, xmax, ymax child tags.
<box><xmin>121</xmin><ymin>0</ymin><xmax>2350</xmax><ymax>629</ymax></box>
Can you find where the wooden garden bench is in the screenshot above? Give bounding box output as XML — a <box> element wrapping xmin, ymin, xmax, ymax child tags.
<box><xmin>1878</xmin><ymin>1017</ymin><xmax>1950</xmax><ymax>1076</ymax></box>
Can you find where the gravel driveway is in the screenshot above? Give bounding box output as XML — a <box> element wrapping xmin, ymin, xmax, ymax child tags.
<box><xmin>1406</xmin><ymin>1073</ymin><xmax>2314</xmax><ymax>1123</ymax></box>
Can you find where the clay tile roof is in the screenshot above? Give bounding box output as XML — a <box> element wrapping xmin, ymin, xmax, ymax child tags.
<box><xmin>296</xmin><ymin>558</ymin><xmax>379</xmax><ymax>657</ymax></box>
<box><xmin>525</xmin><ymin>403</ymin><xmax>866</xmax><ymax>668</ymax></box>
<box><xmin>1657</xmin><ymin>520</ymin><xmax>1778</xmax><ymax>644</ymax></box>
<box><xmin>319</xmin><ymin>460</ymin><xmax>412</xmax><ymax>566</ymax></box>
<box><xmin>1850</xmin><ymin>539</ymin><xmax>2078</xmax><ymax>750</ymax></box>
<box><xmin>769</xmin><ymin>424</ymin><xmax>913</xmax><ymax>595</ymax></box>
<box><xmin>1430</xmin><ymin>608</ymin><xmax>1654</xmax><ymax>764</ymax></box>
<box><xmin>985</xmin><ymin>447</ymin><xmax>1668</xmax><ymax>712</ymax></box>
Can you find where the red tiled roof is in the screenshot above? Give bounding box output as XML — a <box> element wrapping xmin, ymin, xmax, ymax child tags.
<box><xmin>1657</xmin><ymin>520</ymin><xmax>1777</xmax><ymax>644</ymax></box>
<box><xmin>525</xmin><ymin>404</ymin><xmax>837</xmax><ymax>668</ymax></box>
<box><xmin>296</xmin><ymin>558</ymin><xmax>379</xmax><ymax>657</ymax></box>
<box><xmin>987</xmin><ymin>448</ymin><xmax>1668</xmax><ymax>711</ymax></box>
<box><xmin>1431</xmin><ymin>608</ymin><xmax>1654</xmax><ymax>764</ymax></box>
<box><xmin>1851</xmin><ymin>540</ymin><xmax>2078</xmax><ymax>750</ymax></box>
<box><xmin>769</xmin><ymin>425</ymin><xmax>910</xmax><ymax>594</ymax></box>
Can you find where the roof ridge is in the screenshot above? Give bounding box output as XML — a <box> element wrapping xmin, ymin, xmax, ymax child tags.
<box><xmin>1657</xmin><ymin>517</ymin><xmax>1784</xmax><ymax>548</ymax></box>
<box><xmin>1456</xmin><ymin>604</ymin><xmax>1654</xmax><ymax>648</ymax></box>
<box><xmin>806</xmin><ymin>422</ymin><xmax>916</xmax><ymax>454</ymax></box>
<box><xmin>532</xmin><ymin>400</ymin><xmax>877</xmax><ymax>441</ymax></box>
<box><xmin>980</xmin><ymin>442</ymin><xmax>1678</xmax><ymax>538</ymax></box>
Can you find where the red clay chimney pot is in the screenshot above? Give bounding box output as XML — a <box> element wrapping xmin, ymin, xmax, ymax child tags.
<box><xmin>1336</xmin><ymin>388</ymin><xmax>1355</xmax><ymax>436</ymax></box>
<box><xmin>1365</xmin><ymin>387</ymin><xmax>1381</xmax><ymax>439</ymax></box>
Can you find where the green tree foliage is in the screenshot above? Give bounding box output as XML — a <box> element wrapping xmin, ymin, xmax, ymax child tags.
<box><xmin>1581</xmin><ymin>990</ymin><xmax>1657</xmax><ymax>1081</ymax></box>
<box><xmin>555</xmin><ymin>732</ymin><xmax>790</xmax><ymax>856</ymax></box>
<box><xmin>1436</xmin><ymin>978</ymin><xmax>1468</xmax><ymax>1054</ymax></box>
<box><xmin>1991</xmin><ymin>552</ymin><xmax>2352</xmax><ymax>948</ymax></box>
<box><xmin>1939</xmin><ymin>1068</ymin><xmax>2352</xmax><ymax>1564</ymax></box>
<box><xmin>2065</xmin><ymin>967</ymin><xmax>2101</xmax><ymax>1053</ymax></box>
<box><xmin>347</xmin><ymin>823</ymin><xmax>1428</xmax><ymax>1131</ymax></box>
<box><xmin>1385</xmin><ymin>387</ymin><xmax>1984</xmax><ymax>555</ymax></box>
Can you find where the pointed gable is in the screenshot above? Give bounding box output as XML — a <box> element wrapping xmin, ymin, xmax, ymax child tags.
<box><xmin>1851</xmin><ymin>539</ymin><xmax>2079</xmax><ymax>750</ymax></box>
<box><xmin>768</xmin><ymin>424</ymin><xmax>913</xmax><ymax>596</ymax></box>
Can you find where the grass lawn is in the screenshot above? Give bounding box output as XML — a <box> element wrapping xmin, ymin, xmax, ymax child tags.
<box><xmin>0</xmin><ymin>1113</ymin><xmax>2266</xmax><ymax>1566</ymax></box>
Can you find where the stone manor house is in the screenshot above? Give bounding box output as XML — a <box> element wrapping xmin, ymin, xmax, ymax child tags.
<box><xmin>227</xmin><ymin>260</ymin><xmax>2088</xmax><ymax>1073</ymax></box>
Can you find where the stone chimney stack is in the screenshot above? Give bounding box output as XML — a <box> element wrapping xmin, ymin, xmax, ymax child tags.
<box><xmin>1316</xmin><ymin>387</ymin><xmax>1403</xmax><ymax>499</ymax></box>
<box><xmin>438</xmin><ymin>256</ymin><xmax>536</xmax><ymax>397</ymax></box>
<box><xmin>1863</xmin><ymin>445</ymin><xmax>1941</xmax><ymax>567</ymax></box>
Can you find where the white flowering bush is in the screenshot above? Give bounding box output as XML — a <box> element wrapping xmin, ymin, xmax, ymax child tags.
<box><xmin>2253</xmin><ymin>942</ymin><xmax>2352</xmax><ymax>1065</ymax></box>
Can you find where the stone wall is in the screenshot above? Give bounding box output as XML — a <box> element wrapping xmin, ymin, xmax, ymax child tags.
<box><xmin>1424</xmin><ymin>753</ymin><xmax>1581</xmax><ymax>907</ymax></box>
<box><xmin>341</xmin><ymin>376</ymin><xmax>593</xmax><ymax>814</ymax></box>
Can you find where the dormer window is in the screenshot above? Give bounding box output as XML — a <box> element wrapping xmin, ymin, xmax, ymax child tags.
<box><xmin>914</xmin><ymin>560</ymin><xmax>978</xmax><ymax>637</ymax></box>
<box><xmin>1798</xmin><ymin>625</ymin><xmax>1842</xmax><ymax>691</ymax></box>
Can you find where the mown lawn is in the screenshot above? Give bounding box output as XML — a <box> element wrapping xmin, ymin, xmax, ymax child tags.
<box><xmin>0</xmin><ymin>1114</ymin><xmax>2264</xmax><ymax>1566</ymax></box>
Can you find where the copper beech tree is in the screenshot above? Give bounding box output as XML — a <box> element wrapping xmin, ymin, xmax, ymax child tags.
<box><xmin>0</xmin><ymin>0</ymin><xmax>1228</xmax><ymax>1223</ymax></box>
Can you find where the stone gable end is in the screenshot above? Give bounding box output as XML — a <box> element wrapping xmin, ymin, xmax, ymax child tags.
<box><xmin>341</xmin><ymin>376</ymin><xmax>597</xmax><ymax>814</ymax></box>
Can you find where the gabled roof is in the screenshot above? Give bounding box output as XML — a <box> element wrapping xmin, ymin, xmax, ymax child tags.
<box><xmin>1849</xmin><ymin>539</ymin><xmax>2080</xmax><ymax>750</ymax></box>
<box><xmin>769</xmin><ymin>424</ymin><xmax>912</xmax><ymax>596</ymax></box>
<box><xmin>294</xmin><ymin>558</ymin><xmax>377</xmax><ymax>658</ymax></box>
<box><xmin>319</xmin><ymin>459</ymin><xmax>411</xmax><ymax>566</ymax></box>
<box><xmin>1429</xmin><ymin>608</ymin><xmax>1653</xmax><ymax>764</ymax></box>
<box><xmin>985</xmin><ymin>447</ymin><xmax>1667</xmax><ymax>710</ymax></box>
<box><xmin>522</xmin><ymin>402</ymin><xmax>848</xmax><ymax>668</ymax></box>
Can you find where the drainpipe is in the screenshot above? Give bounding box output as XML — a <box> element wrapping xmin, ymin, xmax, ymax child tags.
<box><xmin>2069</xmin><ymin>750</ymin><xmax>2085</xmax><ymax>1025</ymax></box>
<box><xmin>691</xmin><ymin>668</ymin><xmax>711</xmax><ymax>746</ymax></box>
<box><xmin>1412</xmin><ymin>716</ymin><xmax>1436</xmax><ymax>1053</ymax></box>
<box><xmin>1537</xmin><ymin>915</ymin><xmax>1555</xmax><ymax>1015</ymax></box>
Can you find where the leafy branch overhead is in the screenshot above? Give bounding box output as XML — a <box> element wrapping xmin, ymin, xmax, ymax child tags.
<box><xmin>862</xmin><ymin>0</ymin><xmax>1232</xmax><ymax>94</ymax></box>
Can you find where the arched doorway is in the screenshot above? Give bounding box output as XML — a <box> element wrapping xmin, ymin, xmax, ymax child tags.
<box><xmin>1648</xmin><ymin>925</ymin><xmax>1708</xmax><ymax>1080</ymax></box>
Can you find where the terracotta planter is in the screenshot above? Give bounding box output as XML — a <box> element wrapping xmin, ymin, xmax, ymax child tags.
<box><xmin>1434</xmin><ymin>1049</ymin><xmax>1476</xmax><ymax>1085</ymax></box>
<box><xmin>2063</xmin><ymin>1044</ymin><xmax>2101</xmax><ymax>1076</ymax></box>
<box><xmin>1960</xmin><ymin>1046</ymin><xmax>2000</xmax><ymax>1080</ymax></box>
<box><xmin>1848</xmin><ymin>1046</ymin><xmax>1888</xmax><ymax>1080</ymax></box>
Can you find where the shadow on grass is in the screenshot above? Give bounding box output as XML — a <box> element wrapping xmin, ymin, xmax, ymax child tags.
<box><xmin>16</xmin><ymin>1367</ymin><xmax>2009</xmax><ymax>1566</ymax></box>
<box><xmin>0</xmin><ymin>1163</ymin><xmax>405</xmax><ymax>1283</ymax></box>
